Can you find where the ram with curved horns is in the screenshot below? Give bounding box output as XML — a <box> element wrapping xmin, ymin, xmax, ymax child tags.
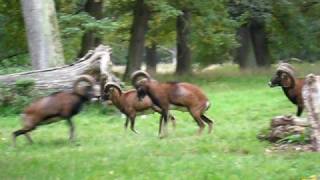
<box><xmin>12</xmin><ymin>75</ymin><xmax>99</xmax><ymax>146</ymax></box>
<box><xmin>131</xmin><ymin>70</ymin><xmax>214</xmax><ymax>138</ymax></box>
<box><xmin>268</xmin><ymin>63</ymin><xmax>305</xmax><ymax>116</ymax></box>
<box><xmin>102</xmin><ymin>82</ymin><xmax>176</xmax><ymax>133</ymax></box>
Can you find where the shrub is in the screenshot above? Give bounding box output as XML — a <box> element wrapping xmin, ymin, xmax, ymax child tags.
<box><xmin>0</xmin><ymin>79</ymin><xmax>40</xmax><ymax>115</ymax></box>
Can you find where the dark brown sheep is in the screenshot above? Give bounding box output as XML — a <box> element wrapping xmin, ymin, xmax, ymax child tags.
<box><xmin>12</xmin><ymin>75</ymin><xmax>98</xmax><ymax>146</ymax></box>
<box><xmin>269</xmin><ymin>63</ymin><xmax>305</xmax><ymax>116</ymax></box>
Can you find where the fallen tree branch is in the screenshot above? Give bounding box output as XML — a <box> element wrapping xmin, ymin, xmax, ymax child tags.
<box><xmin>0</xmin><ymin>45</ymin><xmax>120</xmax><ymax>91</ymax></box>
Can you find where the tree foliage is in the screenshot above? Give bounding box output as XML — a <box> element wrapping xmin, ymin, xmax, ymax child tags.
<box><xmin>0</xmin><ymin>0</ymin><xmax>319</xmax><ymax>70</ymax></box>
<box><xmin>0</xmin><ymin>0</ymin><xmax>28</xmax><ymax>66</ymax></box>
<box><xmin>268</xmin><ymin>0</ymin><xmax>320</xmax><ymax>61</ymax></box>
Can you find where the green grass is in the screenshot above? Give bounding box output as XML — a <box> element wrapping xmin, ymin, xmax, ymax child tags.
<box><xmin>1</xmin><ymin>64</ymin><xmax>320</xmax><ymax>180</ymax></box>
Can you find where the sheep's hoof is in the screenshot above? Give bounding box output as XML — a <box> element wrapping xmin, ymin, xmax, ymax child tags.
<box><xmin>208</xmin><ymin>125</ymin><xmax>214</xmax><ymax>134</ymax></box>
<box><xmin>69</xmin><ymin>138</ymin><xmax>77</xmax><ymax>144</ymax></box>
<box><xmin>159</xmin><ymin>134</ymin><xmax>168</xmax><ymax>139</ymax></box>
<box><xmin>131</xmin><ymin>129</ymin><xmax>140</xmax><ymax>134</ymax></box>
<box><xmin>197</xmin><ymin>131</ymin><xmax>204</xmax><ymax>136</ymax></box>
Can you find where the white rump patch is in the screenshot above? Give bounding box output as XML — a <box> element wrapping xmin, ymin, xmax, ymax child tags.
<box><xmin>205</xmin><ymin>101</ymin><xmax>211</xmax><ymax>110</ymax></box>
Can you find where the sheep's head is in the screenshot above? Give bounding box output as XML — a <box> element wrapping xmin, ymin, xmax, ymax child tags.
<box><xmin>131</xmin><ymin>70</ymin><xmax>152</xmax><ymax>100</ymax></box>
<box><xmin>73</xmin><ymin>75</ymin><xmax>99</xmax><ymax>100</ymax></box>
<box><xmin>269</xmin><ymin>63</ymin><xmax>295</xmax><ymax>88</ymax></box>
<box><xmin>102</xmin><ymin>82</ymin><xmax>122</xmax><ymax>101</ymax></box>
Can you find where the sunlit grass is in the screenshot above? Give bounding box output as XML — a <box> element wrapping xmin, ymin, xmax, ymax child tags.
<box><xmin>1</xmin><ymin>64</ymin><xmax>320</xmax><ymax>179</ymax></box>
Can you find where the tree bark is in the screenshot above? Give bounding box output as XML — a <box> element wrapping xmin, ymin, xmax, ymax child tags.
<box><xmin>250</xmin><ymin>20</ymin><xmax>271</xmax><ymax>68</ymax></box>
<box><xmin>302</xmin><ymin>74</ymin><xmax>320</xmax><ymax>152</ymax></box>
<box><xmin>235</xmin><ymin>26</ymin><xmax>257</xmax><ymax>69</ymax></box>
<box><xmin>123</xmin><ymin>0</ymin><xmax>149</xmax><ymax>80</ymax></box>
<box><xmin>234</xmin><ymin>20</ymin><xmax>271</xmax><ymax>69</ymax></box>
<box><xmin>145</xmin><ymin>43</ymin><xmax>158</xmax><ymax>76</ymax></box>
<box><xmin>0</xmin><ymin>45</ymin><xmax>118</xmax><ymax>92</ymax></box>
<box><xmin>78</xmin><ymin>0</ymin><xmax>103</xmax><ymax>57</ymax></box>
<box><xmin>176</xmin><ymin>9</ymin><xmax>191</xmax><ymax>75</ymax></box>
<box><xmin>21</xmin><ymin>0</ymin><xmax>64</xmax><ymax>69</ymax></box>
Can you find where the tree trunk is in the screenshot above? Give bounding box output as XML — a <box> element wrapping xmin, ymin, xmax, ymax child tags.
<box><xmin>145</xmin><ymin>43</ymin><xmax>158</xmax><ymax>76</ymax></box>
<box><xmin>123</xmin><ymin>0</ymin><xmax>149</xmax><ymax>80</ymax></box>
<box><xmin>250</xmin><ymin>20</ymin><xmax>271</xmax><ymax>68</ymax></box>
<box><xmin>78</xmin><ymin>0</ymin><xmax>103</xmax><ymax>57</ymax></box>
<box><xmin>302</xmin><ymin>74</ymin><xmax>320</xmax><ymax>152</ymax></box>
<box><xmin>235</xmin><ymin>26</ymin><xmax>257</xmax><ymax>69</ymax></box>
<box><xmin>176</xmin><ymin>9</ymin><xmax>191</xmax><ymax>75</ymax></box>
<box><xmin>258</xmin><ymin>115</ymin><xmax>309</xmax><ymax>143</ymax></box>
<box><xmin>21</xmin><ymin>0</ymin><xmax>64</xmax><ymax>70</ymax></box>
<box><xmin>0</xmin><ymin>45</ymin><xmax>119</xmax><ymax>92</ymax></box>
<box><xmin>234</xmin><ymin>19</ymin><xmax>271</xmax><ymax>69</ymax></box>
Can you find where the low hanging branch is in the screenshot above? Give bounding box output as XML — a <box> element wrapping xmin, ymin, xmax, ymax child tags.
<box><xmin>0</xmin><ymin>45</ymin><xmax>120</xmax><ymax>91</ymax></box>
<box><xmin>303</xmin><ymin>74</ymin><xmax>320</xmax><ymax>152</ymax></box>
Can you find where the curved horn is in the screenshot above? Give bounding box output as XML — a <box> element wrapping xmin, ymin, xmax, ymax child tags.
<box><xmin>277</xmin><ymin>63</ymin><xmax>295</xmax><ymax>76</ymax></box>
<box><xmin>276</xmin><ymin>63</ymin><xmax>296</xmax><ymax>88</ymax></box>
<box><xmin>104</xmin><ymin>82</ymin><xmax>122</xmax><ymax>95</ymax></box>
<box><xmin>73</xmin><ymin>75</ymin><xmax>96</xmax><ymax>89</ymax></box>
<box><xmin>130</xmin><ymin>70</ymin><xmax>151</xmax><ymax>87</ymax></box>
<box><xmin>73</xmin><ymin>75</ymin><xmax>96</xmax><ymax>95</ymax></box>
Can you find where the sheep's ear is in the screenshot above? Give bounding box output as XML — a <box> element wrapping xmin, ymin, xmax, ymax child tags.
<box><xmin>281</xmin><ymin>73</ymin><xmax>291</xmax><ymax>87</ymax></box>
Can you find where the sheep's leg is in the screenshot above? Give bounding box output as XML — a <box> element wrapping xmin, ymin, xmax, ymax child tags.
<box><xmin>129</xmin><ymin>115</ymin><xmax>139</xmax><ymax>134</ymax></box>
<box><xmin>66</xmin><ymin>119</ymin><xmax>76</xmax><ymax>142</ymax></box>
<box><xmin>297</xmin><ymin>106</ymin><xmax>303</xmax><ymax>117</ymax></box>
<box><xmin>24</xmin><ymin>133</ymin><xmax>33</xmax><ymax>144</ymax></box>
<box><xmin>152</xmin><ymin>106</ymin><xmax>166</xmax><ymax>133</ymax></box>
<box><xmin>124</xmin><ymin>117</ymin><xmax>129</xmax><ymax>130</ymax></box>
<box><xmin>158</xmin><ymin>114</ymin><xmax>163</xmax><ymax>136</ymax></box>
<box><xmin>190</xmin><ymin>109</ymin><xmax>205</xmax><ymax>135</ymax></box>
<box><xmin>201</xmin><ymin>115</ymin><xmax>213</xmax><ymax>133</ymax></box>
<box><xmin>164</xmin><ymin>112</ymin><xmax>170</xmax><ymax>136</ymax></box>
<box><xmin>12</xmin><ymin>127</ymin><xmax>35</xmax><ymax>147</ymax></box>
<box><xmin>169</xmin><ymin>114</ymin><xmax>176</xmax><ymax>130</ymax></box>
<box><xmin>159</xmin><ymin>110</ymin><xmax>169</xmax><ymax>138</ymax></box>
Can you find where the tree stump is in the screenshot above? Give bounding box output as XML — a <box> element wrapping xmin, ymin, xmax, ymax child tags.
<box><xmin>303</xmin><ymin>74</ymin><xmax>320</xmax><ymax>152</ymax></box>
<box><xmin>258</xmin><ymin>115</ymin><xmax>309</xmax><ymax>143</ymax></box>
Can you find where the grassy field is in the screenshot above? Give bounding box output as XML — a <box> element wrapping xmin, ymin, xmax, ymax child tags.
<box><xmin>1</xmin><ymin>64</ymin><xmax>320</xmax><ymax>180</ymax></box>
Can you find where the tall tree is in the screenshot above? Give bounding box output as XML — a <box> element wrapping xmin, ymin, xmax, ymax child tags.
<box><xmin>234</xmin><ymin>18</ymin><xmax>270</xmax><ymax>69</ymax></box>
<box><xmin>21</xmin><ymin>0</ymin><xmax>64</xmax><ymax>69</ymax></box>
<box><xmin>176</xmin><ymin>9</ymin><xmax>191</xmax><ymax>75</ymax></box>
<box><xmin>145</xmin><ymin>42</ymin><xmax>158</xmax><ymax>75</ymax></box>
<box><xmin>143</xmin><ymin>1</ymin><xmax>180</xmax><ymax>74</ymax></box>
<box><xmin>123</xmin><ymin>0</ymin><xmax>149</xmax><ymax>79</ymax></box>
<box><xmin>250</xmin><ymin>19</ymin><xmax>270</xmax><ymax>67</ymax></box>
<box><xmin>78</xmin><ymin>0</ymin><xmax>103</xmax><ymax>57</ymax></box>
<box><xmin>0</xmin><ymin>1</ymin><xmax>27</xmax><ymax>61</ymax></box>
<box><xmin>229</xmin><ymin>0</ymin><xmax>271</xmax><ymax>69</ymax></box>
<box><xmin>235</xmin><ymin>26</ymin><xmax>257</xmax><ymax>68</ymax></box>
